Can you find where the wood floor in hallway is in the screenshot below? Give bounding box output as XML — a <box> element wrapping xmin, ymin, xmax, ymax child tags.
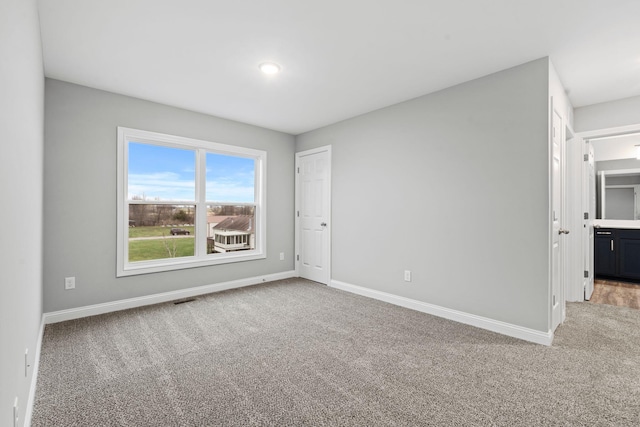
<box><xmin>590</xmin><ymin>279</ymin><xmax>640</xmax><ymax>309</ymax></box>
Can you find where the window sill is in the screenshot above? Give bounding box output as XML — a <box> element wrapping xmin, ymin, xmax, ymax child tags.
<box><xmin>117</xmin><ymin>251</ymin><xmax>266</xmax><ymax>277</ymax></box>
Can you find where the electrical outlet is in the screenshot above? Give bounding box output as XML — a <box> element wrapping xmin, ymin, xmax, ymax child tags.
<box><xmin>279</xmin><ymin>252</ymin><xmax>284</xmax><ymax>261</ymax></box>
<box><xmin>404</xmin><ymin>270</ymin><xmax>412</xmax><ymax>282</ymax></box>
<box><xmin>64</xmin><ymin>276</ymin><xmax>75</xmax><ymax>290</ymax></box>
<box><xmin>13</xmin><ymin>397</ymin><xmax>19</xmax><ymax>427</ymax></box>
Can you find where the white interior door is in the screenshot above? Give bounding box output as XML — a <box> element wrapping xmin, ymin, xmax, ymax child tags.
<box><xmin>296</xmin><ymin>146</ymin><xmax>331</xmax><ymax>284</ymax></box>
<box><xmin>584</xmin><ymin>141</ymin><xmax>595</xmax><ymax>300</ymax></box>
<box><xmin>566</xmin><ymin>134</ymin><xmax>586</xmax><ymax>302</ymax></box>
<box><xmin>551</xmin><ymin>108</ymin><xmax>565</xmax><ymax>331</ymax></box>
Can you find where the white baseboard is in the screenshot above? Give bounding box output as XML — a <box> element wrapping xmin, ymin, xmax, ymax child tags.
<box><xmin>330</xmin><ymin>280</ymin><xmax>553</xmax><ymax>346</ymax></box>
<box><xmin>44</xmin><ymin>270</ymin><xmax>296</xmax><ymax>324</ymax></box>
<box><xmin>24</xmin><ymin>315</ymin><xmax>45</xmax><ymax>427</ymax></box>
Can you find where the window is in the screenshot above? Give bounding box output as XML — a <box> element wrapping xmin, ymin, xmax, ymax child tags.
<box><xmin>117</xmin><ymin>127</ymin><xmax>266</xmax><ymax>276</ymax></box>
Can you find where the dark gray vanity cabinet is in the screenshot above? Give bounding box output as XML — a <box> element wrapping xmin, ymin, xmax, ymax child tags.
<box><xmin>617</xmin><ymin>230</ymin><xmax>640</xmax><ymax>279</ymax></box>
<box><xmin>595</xmin><ymin>230</ymin><xmax>616</xmax><ymax>277</ymax></box>
<box><xmin>595</xmin><ymin>228</ymin><xmax>640</xmax><ymax>281</ymax></box>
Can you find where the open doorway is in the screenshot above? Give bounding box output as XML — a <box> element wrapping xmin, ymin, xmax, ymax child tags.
<box><xmin>576</xmin><ymin>125</ymin><xmax>640</xmax><ymax>308</ymax></box>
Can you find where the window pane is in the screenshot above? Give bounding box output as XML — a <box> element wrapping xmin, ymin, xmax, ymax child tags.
<box><xmin>206</xmin><ymin>153</ymin><xmax>255</xmax><ymax>203</ymax></box>
<box><xmin>128</xmin><ymin>204</ymin><xmax>195</xmax><ymax>262</ymax></box>
<box><xmin>128</xmin><ymin>142</ymin><xmax>196</xmax><ymax>201</ymax></box>
<box><xmin>206</xmin><ymin>205</ymin><xmax>255</xmax><ymax>254</ymax></box>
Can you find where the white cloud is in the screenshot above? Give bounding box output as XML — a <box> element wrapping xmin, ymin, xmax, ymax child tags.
<box><xmin>128</xmin><ymin>172</ymin><xmax>195</xmax><ymax>201</ymax></box>
<box><xmin>206</xmin><ymin>180</ymin><xmax>254</xmax><ymax>203</ymax></box>
<box><xmin>128</xmin><ymin>172</ymin><xmax>254</xmax><ymax>203</ymax></box>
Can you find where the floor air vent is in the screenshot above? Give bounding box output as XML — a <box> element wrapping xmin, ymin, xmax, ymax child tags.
<box><xmin>173</xmin><ymin>298</ymin><xmax>196</xmax><ymax>305</ymax></box>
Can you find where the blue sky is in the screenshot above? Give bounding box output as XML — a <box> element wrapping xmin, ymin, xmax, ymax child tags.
<box><xmin>128</xmin><ymin>142</ymin><xmax>255</xmax><ymax>202</ymax></box>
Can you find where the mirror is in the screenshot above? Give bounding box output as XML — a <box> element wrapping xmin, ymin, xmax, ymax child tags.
<box><xmin>593</xmin><ymin>132</ymin><xmax>640</xmax><ymax>221</ymax></box>
<box><xmin>599</xmin><ymin>169</ymin><xmax>640</xmax><ymax>220</ymax></box>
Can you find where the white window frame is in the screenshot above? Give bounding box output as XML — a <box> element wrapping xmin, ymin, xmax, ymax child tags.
<box><xmin>117</xmin><ymin>127</ymin><xmax>266</xmax><ymax>277</ymax></box>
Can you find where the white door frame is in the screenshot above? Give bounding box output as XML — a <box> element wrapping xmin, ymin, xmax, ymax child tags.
<box><xmin>578</xmin><ymin>123</ymin><xmax>640</xmax><ymax>141</ymax></box>
<box><xmin>550</xmin><ymin>102</ymin><xmax>566</xmax><ymax>331</ymax></box>
<box><xmin>295</xmin><ymin>145</ymin><xmax>332</xmax><ymax>284</ymax></box>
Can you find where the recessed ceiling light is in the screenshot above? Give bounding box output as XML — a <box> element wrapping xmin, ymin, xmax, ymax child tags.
<box><xmin>259</xmin><ymin>62</ymin><xmax>281</xmax><ymax>75</ymax></box>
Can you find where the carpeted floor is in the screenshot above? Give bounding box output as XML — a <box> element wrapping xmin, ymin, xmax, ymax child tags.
<box><xmin>32</xmin><ymin>278</ymin><xmax>640</xmax><ymax>426</ymax></box>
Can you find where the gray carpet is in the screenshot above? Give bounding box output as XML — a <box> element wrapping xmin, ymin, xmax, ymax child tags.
<box><xmin>32</xmin><ymin>278</ymin><xmax>640</xmax><ymax>426</ymax></box>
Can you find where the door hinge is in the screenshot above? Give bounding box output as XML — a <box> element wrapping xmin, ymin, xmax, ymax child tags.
<box><xmin>297</xmin><ymin>167</ymin><xmax>300</xmax><ymax>173</ymax></box>
<box><xmin>584</xmin><ymin>270</ymin><xmax>589</xmax><ymax>278</ymax></box>
<box><xmin>297</xmin><ymin>211</ymin><xmax>299</xmax><ymax>217</ymax></box>
<box><xmin>296</xmin><ymin>254</ymin><xmax>299</xmax><ymax>261</ymax></box>
<box><xmin>584</xmin><ymin>154</ymin><xmax>589</xmax><ymax>161</ymax></box>
<box><xmin>584</xmin><ymin>212</ymin><xmax>589</xmax><ymax>220</ymax></box>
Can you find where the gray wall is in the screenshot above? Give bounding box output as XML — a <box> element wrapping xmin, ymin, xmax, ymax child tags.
<box><xmin>0</xmin><ymin>0</ymin><xmax>44</xmax><ymax>424</ymax></box>
<box><xmin>43</xmin><ymin>79</ymin><xmax>295</xmax><ymax>312</ymax></box>
<box><xmin>574</xmin><ymin>94</ymin><xmax>640</xmax><ymax>132</ymax></box>
<box><xmin>296</xmin><ymin>58</ymin><xmax>551</xmax><ymax>332</ymax></box>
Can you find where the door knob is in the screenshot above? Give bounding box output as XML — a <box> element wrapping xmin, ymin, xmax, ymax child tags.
<box><xmin>559</xmin><ymin>229</ymin><xmax>570</xmax><ymax>235</ymax></box>
<box><xmin>320</xmin><ymin>222</ymin><xmax>327</xmax><ymax>227</ymax></box>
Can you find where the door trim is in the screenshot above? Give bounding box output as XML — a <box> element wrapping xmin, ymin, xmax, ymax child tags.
<box><xmin>550</xmin><ymin>101</ymin><xmax>566</xmax><ymax>331</ymax></box>
<box><xmin>295</xmin><ymin>145</ymin><xmax>332</xmax><ymax>284</ymax></box>
<box><xmin>578</xmin><ymin>123</ymin><xmax>640</xmax><ymax>140</ymax></box>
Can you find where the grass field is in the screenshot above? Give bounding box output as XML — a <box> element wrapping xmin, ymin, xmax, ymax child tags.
<box><xmin>129</xmin><ymin>237</ymin><xmax>195</xmax><ymax>262</ymax></box>
<box><xmin>129</xmin><ymin>225</ymin><xmax>195</xmax><ymax>238</ymax></box>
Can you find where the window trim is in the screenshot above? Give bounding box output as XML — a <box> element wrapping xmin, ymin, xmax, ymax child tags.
<box><xmin>117</xmin><ymin>127</ymin><xmax>266</xmax><ymax>277</ymax></box>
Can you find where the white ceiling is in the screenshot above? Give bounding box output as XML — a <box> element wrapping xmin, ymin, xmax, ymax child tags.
<box><xmin>37</xmin><ymin>0</ymin><xmax>640</xmax><ymax>135</ymax></box>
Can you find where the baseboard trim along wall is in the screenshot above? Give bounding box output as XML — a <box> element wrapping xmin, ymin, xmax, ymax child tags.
<box><xmin>44</xmin><ymin>270</ymin><xmax>297</xmax><ymax>324</ymax></box>
<box><xmin>330</xmin><ymin>280</ymin><xmax>554</xmax><ymax>346</ymax></box>
<box><xmin>24</xmin><ymin>316</ymin><xmax>45</xmax><ymax>427</ymax></box>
